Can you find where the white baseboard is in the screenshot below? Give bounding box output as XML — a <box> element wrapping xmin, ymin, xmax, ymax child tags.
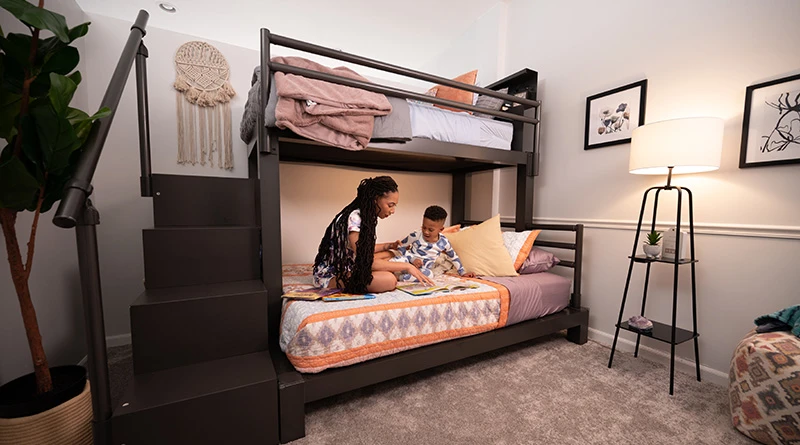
<box><xmin>588</xmin><ymin>327</ymin><xmax>729</xmax><ymax>387</ymax></box>
<box><xmin>106</xmin><ymin>333</ymin><xmax>132</xmax><ymax>347</ymax></box>
<box><xmin>76</xmin><ymin>333</ymin><xmax>132</xmax><ymax>366</ymax></box>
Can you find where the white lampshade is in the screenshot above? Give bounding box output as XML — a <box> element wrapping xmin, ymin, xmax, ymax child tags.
<box><xmin>629</xmin><ymin>117</ymin><xmax>724</xmax><ymax>175</ymax></box>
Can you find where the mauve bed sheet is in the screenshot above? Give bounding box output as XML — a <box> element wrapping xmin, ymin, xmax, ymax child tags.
<box><xmin>482</xmin><ymin>272</ymin><xmax>571</xmax><ymax>326</ymax></box>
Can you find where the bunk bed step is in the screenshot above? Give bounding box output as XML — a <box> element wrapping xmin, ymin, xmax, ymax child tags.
<box><xmin>151</xmin><ymin>174</ymin><xmax>257</xmax><ymax>227</ymax></box>
<box><xmin>112</xmin><ymin>352</ymin><xmax>278</xmax><ymax>445</ymax></box>
<box><xmin>142</xmin><ymin>226</ymin><xmax>260</xmax><ymax>288</ymax></box>
<box><xmin>130</xmin><ymin>280</ymin><xmax>268</xmax><ymax>374</ymax></box>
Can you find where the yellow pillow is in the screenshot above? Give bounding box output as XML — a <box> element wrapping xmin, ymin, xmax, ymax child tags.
<box><xmin>445</xmin><ymin>215</ymin><xmax>518</xmax><ymax>277</ymax></box>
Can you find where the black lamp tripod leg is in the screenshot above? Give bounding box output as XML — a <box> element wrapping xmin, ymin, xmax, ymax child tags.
<box><xmin>668</xmin><ymin>188</ymin><xmax>684</xmax><ymax>396</ymax></box>
<box><xmin>634</xmin><ymin>188</ymin><xmax>662</xmax><ymax>357</ymax></box>
<box><xmin>609</xmin><ymin>187</ymin><xmax>657</xmax><ymax>368</ymax></box>
<box><xmin>685</xmin><ymin>188</ymin><xmax>701</xmax><ymax>382</ymax></box>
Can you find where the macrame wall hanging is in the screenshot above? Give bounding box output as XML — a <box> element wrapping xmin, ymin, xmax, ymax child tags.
<box><xmin>173</xmin><ymin>41</ymin><xmax>236</xmax><ymax>170</ymax></box>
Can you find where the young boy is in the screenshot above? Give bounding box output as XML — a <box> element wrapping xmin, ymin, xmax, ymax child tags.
<box><xmin>378</xmin><ymin>205</ymin><xmax>475</xmax><ymax>281</ymax></box>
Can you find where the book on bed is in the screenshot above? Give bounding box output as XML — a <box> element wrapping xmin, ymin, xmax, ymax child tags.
<box><xmin>396</xmin><ymin>283</ymin><xmax>480</xmax><ymax>296</ymax></box>
<box><xmin>282</xmin><ymin>287</ymin><xmax>376</xmax><ymax>302</ymax></box>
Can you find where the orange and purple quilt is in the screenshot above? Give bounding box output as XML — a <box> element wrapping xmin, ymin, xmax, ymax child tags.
<box><xmin>280</xmin><ymin>264</ymin><xmax>509</xmax><ymax>373</ymax></box>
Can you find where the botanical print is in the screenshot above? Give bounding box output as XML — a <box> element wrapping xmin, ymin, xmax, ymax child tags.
<box><xmin>585</xmin><ymin>83</ymin><xmax>644</xmax><ymax>149</ymax></box>
<box><xmin>597</xmin><ymin>103</ymin><xmax>632</xmax><ymax>135</ymax></box>
<box><xmin>759</xmin><ymin>88</ymin><xmax>800</xmax><ymax>154</ymax></box>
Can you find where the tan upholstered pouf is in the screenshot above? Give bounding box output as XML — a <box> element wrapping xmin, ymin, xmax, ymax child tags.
<box><xmin>729</xmin><ymin>330</ymin><xmax>800</xmax><ymax>444</ymax></box>
<box><xmin>0</xmin><ymin>381</ymin><xmax>92</xmax><ymax>445</ymax></box>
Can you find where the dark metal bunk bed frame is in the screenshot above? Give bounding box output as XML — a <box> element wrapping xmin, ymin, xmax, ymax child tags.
<box><xmin>252</xmin><ymin>29</ymin><xmax>589</xmax><ymax>443</ymax></box>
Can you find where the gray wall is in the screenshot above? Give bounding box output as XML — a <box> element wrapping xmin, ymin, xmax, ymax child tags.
<box><xmin>0</xmin><ymin>0</ymin><xmax>89</xmax><ymax>385</ymax></box>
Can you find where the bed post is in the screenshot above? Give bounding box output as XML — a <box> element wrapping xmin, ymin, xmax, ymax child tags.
<box><xmin>566</xmin><ymin>223</ymin><xmax>588</xmax><ymax>344</ymax></box>
<box><xmin>515</xmin><ymin>106</ymin><xmax>536</xmax><ymax>231</ymax></box>
<box><xmin>258</xmin><ymin>29</ymin><xmax>283</xmax><ymax>342</ymax></box>
<box><xmin>452</xmin><ymin>172</ymin><xmax>466</xmax><ymax>226</ymax></box>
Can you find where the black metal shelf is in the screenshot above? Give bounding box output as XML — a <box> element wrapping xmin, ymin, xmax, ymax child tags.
<box><xmin>608</xmin><ymin>183</ymin><xmax>702</xmax><ymax>396</ymax></box>
<box><xmin>617</xmin><ymin>320</ymin><xmax>698</xmax><ymax>345</ymax></box>
<box><xmin>629</xmin><ymin>255</ymin><xmax>698</xmax><ymax>265</ymax></box>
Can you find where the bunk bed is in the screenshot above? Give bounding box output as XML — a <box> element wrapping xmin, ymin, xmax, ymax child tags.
<box><xmin>248</xmin><ymin>29</ymin><xmax>589</xmax><ymax>443</ymax></box>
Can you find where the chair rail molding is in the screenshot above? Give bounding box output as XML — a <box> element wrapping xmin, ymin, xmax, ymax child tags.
<box><xmin>499</xmin><ymin>216</ymin><xmax>800</xmax><ymax>240</ymax></box>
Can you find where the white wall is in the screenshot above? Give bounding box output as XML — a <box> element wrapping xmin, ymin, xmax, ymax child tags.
<box><xmin>0</xmin><ymin>0</ymin><xmax>90</xmax><ymax>384</ymax></box>
<box><xmin>502</xmin><ymin>0</ymin><xmax>800</xmax><ymax>379</ymax></box>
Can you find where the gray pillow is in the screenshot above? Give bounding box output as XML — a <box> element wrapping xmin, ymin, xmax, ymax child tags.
<box><xmin>518</xmin><ymin>247</ymin><xmax>560</xmax><ymax>274</ymax></box>
<box><xmin>473</xmin><ymin>87</ymin><xmax>508</xmax><ymax>119</ymax></box>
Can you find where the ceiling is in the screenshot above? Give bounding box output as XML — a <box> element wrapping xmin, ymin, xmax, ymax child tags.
<box><xmin>75</xmin><ymin>0</ymin><xmax>503</xmax><ymax>71</ymax></box>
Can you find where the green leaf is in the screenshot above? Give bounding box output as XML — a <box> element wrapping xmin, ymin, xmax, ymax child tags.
<box><xmin>48</xmin><ymin>73</ymin><xmax>77</xmax><ymax>116</ymax></box>
<box><xmin>29</xmin><ymin>102</ymin><xmax>78</xmax><ymax>172</ymax></box>
<box><xmin>89</xmin><ymin>107</ymin><xmax>111</xmax><ymax>120</ymax></box>
<box><xmin>67</xmin><ymin>70</ymin><xmax>80</xmax><ymax>86</ymax></box>
<box><xmin>41</xmin><ymin>46</ymin><xmax>78</xmax><ymax>75</ymax></box>
<box><xmin>34</xmin><ymin>23</ymin><xmax>88</xmax><ymax>60</ymax></box>
<box><xmin>1</xmin><ymin>58</ymin><xmax>23</xmax><ymax>94</ymax></box>
<box><xmin>0</xmin><ymin>88</ymin><xmax>21</xmax><ymax>140</ymax></box>
<box><xmin>66</xmin><ymin>106</ymin><xmax>110</xmax><ymax>125</ymax></box>
<box><xmin>67</xmin><ymin>23</ymin><xmax>89</xmax><ymax>42</ymax></box>
<box><xmin>0</xmin><ymin>152</ymin><xmax>40</xmax><ymax>210</ymax></box>
<box><xmin>0</xmin><ymin>0</ymin><xmax>70</xmax><ymax>42</ymax></box>
<box><xmin>0</xmin><ymin>33</ymin><xmax>32</xmax><ymax>71</ymax></box>
<box><xmin>19</xmin><ymin>116</ymin><xmax>42</xmax><ymax>175</ymax></box>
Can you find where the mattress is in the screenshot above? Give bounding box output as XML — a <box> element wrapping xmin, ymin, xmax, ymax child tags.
<box><xmin>242</xmin><ymin>71</ymin><xmax>515</xmax><ymax>150</ymax></box>
<box><xmin>408</xmin><ymin>102</ymin><xmax>514</xmax><ymax>150</ymax></box>
<box><xmin>279</xmin><ymin>265</ymin><xmax>570</xmax><ymax>373</ymax></box>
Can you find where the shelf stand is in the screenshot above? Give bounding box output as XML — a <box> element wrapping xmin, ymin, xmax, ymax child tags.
<box><xmin>607</xmin><ymin>169</ymin><xmax>701</xmax><ymax>395</ymax></box>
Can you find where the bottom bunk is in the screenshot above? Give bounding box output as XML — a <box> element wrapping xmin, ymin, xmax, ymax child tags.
<box><xmin>271</xmin><ymin>222</ymin><xmax>589</xmax><ymax>443</ymax></box>
<box><xmin>271</xmin><ymin>307</ymin><xmax>588</xmax><ymax>443</ymax></box>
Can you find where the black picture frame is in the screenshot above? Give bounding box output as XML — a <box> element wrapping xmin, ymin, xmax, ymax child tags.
<box><xmin>584</xmin><ymin>79</ymin><xmax>647</xmax><ymax>150</ymax></box>
<box><xmin>739</xmin><ymin>73</ymin><xmax>800</xmax><ymax>168</ymax></box>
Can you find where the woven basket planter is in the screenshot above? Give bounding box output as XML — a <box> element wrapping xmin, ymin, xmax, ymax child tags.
<box><xmin>0</xmin><ymin>381</ymin><xmax>92</xmax><ymax>445</ymax></box>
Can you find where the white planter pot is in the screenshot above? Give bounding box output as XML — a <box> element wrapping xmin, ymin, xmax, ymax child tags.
<box><xmin>642</xmin><ymin>243</ymin><xmax>661</xmax><ymax>259</ymax></box>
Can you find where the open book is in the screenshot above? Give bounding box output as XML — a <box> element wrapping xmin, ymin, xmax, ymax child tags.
<box><xmin>282</xmin><ymin>287</ymin><xmax>376</xmax><ymax>302</ymax></box>
<box><xmin>396</xmin><ymin>283</ymin><xmax>480</xmax><ymax>297</ymax></box>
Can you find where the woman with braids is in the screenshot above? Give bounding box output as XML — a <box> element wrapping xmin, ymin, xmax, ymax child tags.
<box><xmin>313</xmin><ymin>176</ymin><xmax>434</xmax><ymax>294</ymax></box>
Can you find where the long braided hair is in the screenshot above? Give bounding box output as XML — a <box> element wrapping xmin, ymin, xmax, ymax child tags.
<box><xmin>314</xmin><ymin>176</ymin><xmax>398</xmax><ymax>294</ymax></box>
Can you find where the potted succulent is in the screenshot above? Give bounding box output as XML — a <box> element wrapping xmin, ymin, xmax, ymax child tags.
<box><xmin>643</xmin><ymin>230</ymin><xmax>662</xmax><ymax>259</ymax></box>
<box><xmin>0</xmin><ymin>1</ymin><xmax>109</xmax><ymax>443</ymax></box>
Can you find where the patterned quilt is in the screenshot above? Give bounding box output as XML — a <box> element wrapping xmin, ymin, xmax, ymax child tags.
<box><xmin>281</xmin><ymin>264</ymin><xmax>509</xmax><ymax>373</ymax></box>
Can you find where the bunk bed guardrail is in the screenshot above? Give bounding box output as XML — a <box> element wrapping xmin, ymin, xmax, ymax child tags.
<box><xmin>52</xmin><ymin>10</ymin><xmax>151</xmax><ymax>445</ymax></box>
<box><xmin>257</xmin><ymin>28</ymin><xmax>541</xmax><ymax>156</ymax></box>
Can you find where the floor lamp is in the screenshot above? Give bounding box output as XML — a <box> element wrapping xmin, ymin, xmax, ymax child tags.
<box><xmin>608</xmin><ymin>117</ymin><xmax>724</xmax><ymax>395</ymax></box>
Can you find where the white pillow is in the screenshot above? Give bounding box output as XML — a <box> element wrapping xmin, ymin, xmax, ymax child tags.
<box><xmin>502</xmin><ymin>230</ymin><xmax>542</xmax><ymax>271</ymax></box>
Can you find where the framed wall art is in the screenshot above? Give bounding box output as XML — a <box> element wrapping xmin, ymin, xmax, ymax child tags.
<box><xmin>739</xmin><ymin>73</ymin><xmax>800</xmax><ymax>168</ymax></box>
<box><xmin>584</xmin><ymin>79</ymin><xmax>647</xmax><ymax>150</ymax></box>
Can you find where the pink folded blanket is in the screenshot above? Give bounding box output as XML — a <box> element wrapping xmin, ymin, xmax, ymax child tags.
<box><xmin>272</xmin><ymin>56</ymin><xmax>392</xmax><ymax>150</ymax></box>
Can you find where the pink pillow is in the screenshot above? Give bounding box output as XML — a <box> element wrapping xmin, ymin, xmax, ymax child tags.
<box><xmin>518</xmin><ymin>247</ymin><xmax>560</xmax><ymax>274</ymax></box>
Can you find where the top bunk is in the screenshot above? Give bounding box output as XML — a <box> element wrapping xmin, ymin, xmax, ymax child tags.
<box><xmin>247</xmin><ymin>29</ymin><xmax>541</xmax><ymax>174</ymax></box>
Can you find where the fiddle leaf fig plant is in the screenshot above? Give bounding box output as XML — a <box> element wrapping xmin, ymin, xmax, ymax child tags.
<box><xmin>0</xmin><ymin>0</ymin><xmax>110</xmax><ymax>394</ymax></box>
<box><xmin>645</xmin><ymin>230</ymin><xmax>662</xmax><ymax>246</ymax></box>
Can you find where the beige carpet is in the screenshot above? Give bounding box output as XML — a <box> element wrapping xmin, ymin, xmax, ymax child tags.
<box><xmin>109</xmin><ymin>335</ymin><xmax>755</xmax><ymax>445</ymax></box>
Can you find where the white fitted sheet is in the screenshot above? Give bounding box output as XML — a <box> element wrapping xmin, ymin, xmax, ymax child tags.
<box><xmin>408</xmin><ymin>102</ymin><xmax>513</xmax><ymax>150</ymax></box>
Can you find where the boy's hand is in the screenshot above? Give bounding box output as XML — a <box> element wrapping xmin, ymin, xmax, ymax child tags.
<box><xmin>462</xmin><ymin>272</ymin><xmax>476</xmax><ymax>278</ymax></box>
<box><xmin>412</xmin><ymin>258</ymin><xmax>424</xmax><ymax>269</ymax></box>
